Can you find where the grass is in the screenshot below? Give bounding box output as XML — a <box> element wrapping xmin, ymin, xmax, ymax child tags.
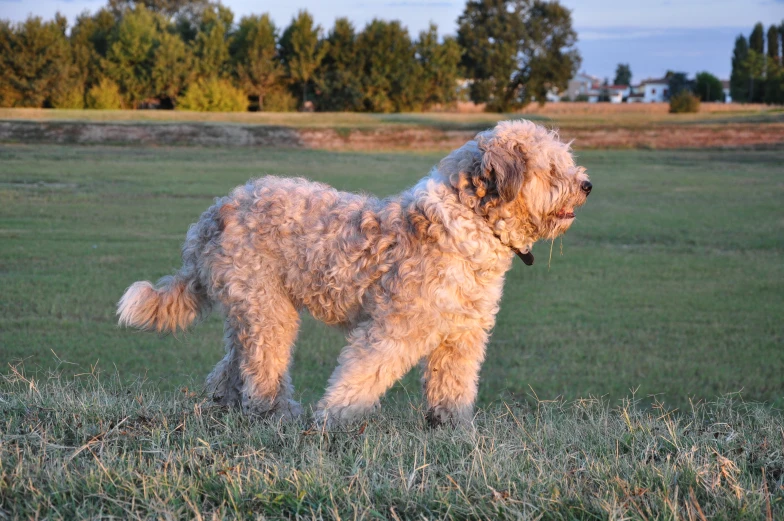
<box><xmin>1</xmin><ymin>105</ymin><xmax>782</xmax><ymax>131</ymax></box>
<box><xmin>1</xmin><ymin>367</ymin><xmax>782</xmax><ymax>519</ymax></box>
<box><xmin>1</xmin><ymin>144</ymin><xmax>782</xmax><ymax>410</ymax></box>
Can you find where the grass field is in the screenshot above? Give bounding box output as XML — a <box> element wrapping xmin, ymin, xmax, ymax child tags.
<box><xmin>2</xmin><ymin>144</ymin><xmax>782</xmax><ymax>410</ymax></box>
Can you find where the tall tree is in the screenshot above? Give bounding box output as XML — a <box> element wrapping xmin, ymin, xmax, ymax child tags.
<box><xmin>190</xmin><ymin>3</ymin><xmax>233</xmax><ymax>79</ymax></box>
<box><xmin>694</xmin><ymin>72</ymin><xmax>723</xmax><ymax>102</ymax></box>
<box><xmin>316</xmin><ymin>18</ymin><xmax>363</xmax><ymax>111</ymax></box>
<box><xmin>730</xmin><ymin>35</ymin><xmax>750</xmax><ymax>102</ymax></box>
<box><xmin>768</xmin><ymin>24</ymin><xmax>780</xmax><ymax>65</ymax></box>
<box><xmin>613</xmin><ymin>63</ymin><xmax>632</xmax><ymax>85</ymax></box>
<box><xmin>458</xmin><ymin>0</ymin><xmax>580</xmax><ymax>111</ymax></box>
<box><xmin>70</xmin><ymin>9</ymin><xmax>116</xmax><ymax>92</ymax></box>
<box><xmin>356</xmin><ymin>19</ymin><xmax>422</xmax><ymax>112</ymax></box>
<box><xmin>749</xmin><ymin>22</ymin><xmax>765</xmax><ymax>53</ymax></box>
<box><xmin>152</xmin><ymin>30</ymin><xmax>192</xmax><ymax>107</ymax></box>
<box><xmin>104</xmin><ymin>6</ymin><xmax>163</xmax><ymax>107</ymax></box>
<box><xmin>415</xmin><ymin>24</ymin><xmax>462</xmax><ymax>109</ymax></box>
<box><xmin>108</xmin><ymin>0</ymin><xmax>208</xmax><ymax>20</ymax></box>
<box><xmin>231</xmin><ymin>14</ymin><xmax>282</xmax><ymax>110</ymax></box>
<box><xmin>0</xmin><ymin>14</ymin><xmax>72</xmax><ymax>107</ymax></box>
<box><xmin>280</xmin><ymin>10</ymin><xmax>327</xmax><ymax>107</ymax></box>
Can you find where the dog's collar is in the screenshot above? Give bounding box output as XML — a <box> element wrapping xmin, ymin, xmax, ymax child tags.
<box><xmin>514</xmin><ymin>248</ymin><xmax>535</xmax><ymax>266</ymax></box>
<box><xmin>494</xmin><ymin>234</ymin><xmax>534</xmax><ymax>266</ymax></box>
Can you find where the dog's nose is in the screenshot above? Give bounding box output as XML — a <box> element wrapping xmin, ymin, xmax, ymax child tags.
<box><xmin>580</xmin><ymin>181</ymin><xmax>592</xmax><ymax>194</ymax></box>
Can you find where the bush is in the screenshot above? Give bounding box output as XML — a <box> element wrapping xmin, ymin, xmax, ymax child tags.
<box><xmin>261</xmin><ymin>87</ymin><xmax>298</xmax><ymax>112</ymax></box>
<box><xmin>86</xmin><ymin>79</ymin><xmax>125</xmax><ymax>110</ymax></box>
<box><xmin>176</xmin><ymin>78</ymin><xmax>248</xmax><ymax>112</ymax></box>
<box><xmin>50</xmin><ymin>83</ymin><xmax>85</xmax><ymax>109</ymax></box>
<box><xmin>669</xmin><ymin>91</ymin><xmax>700</xmax><ymax>113</ymax></box>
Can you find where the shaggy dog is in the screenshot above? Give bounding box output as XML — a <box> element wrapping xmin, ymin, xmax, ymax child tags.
<box><xmin>117</xmin><ymin>120</ymin><xmax>592</xmax><ymax>427</ymax></box>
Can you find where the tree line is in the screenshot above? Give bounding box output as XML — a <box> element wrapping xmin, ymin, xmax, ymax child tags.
<box><xmin>0</xmin><ymin>0</ymin><xmax>580</xmax><ymax>112</ymax></box>
<box><xmin>730</xmin><ymin>21</ymin><xmax>784</xmax><ymax>104</ymax></box>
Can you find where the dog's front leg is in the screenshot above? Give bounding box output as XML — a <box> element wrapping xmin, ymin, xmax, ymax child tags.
<box><xmin>314</xmin><ymin>319</ymin><xmax>438</xmax><ymax>427</ymax></box>
<box><xmin>421</xmin><ymin>328</ymin><xmax>488</xmax><ymax>427</ymax></box>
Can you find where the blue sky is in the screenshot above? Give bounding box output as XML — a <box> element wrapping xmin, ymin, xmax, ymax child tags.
<box><xmin>1</xmin><ymin>0</ymin><xmax>782</xmax><ymax>82</ymax></box>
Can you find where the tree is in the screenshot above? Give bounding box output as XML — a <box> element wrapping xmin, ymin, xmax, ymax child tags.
<box><xmin>70</xmin><ymin>9</ymin><xmax>116</xmax><ymax>94</ymax></box>
<box><xmin>749</xmin><ymin>22</ymin><xmax>764</xmax><ymax>53</ymax></box>
<box><xmin>415</xmin><ymin>24</ymin><xmax>462</xmax><ymax>109</ymax></box>
<box><xmin>457</xmin><ymin>0</ymin><xmax>580</xmax><ymax>112</ymax></box>
<box><xmin>356</xmin><ymin>19</ymin><xmax>423</xmax><ymax>112</ymax></box>
<box><xmin>0</xmin><ymin>14</ymin><xmax>72</xmax><ymax>107</ymax></box>
<box><xmin>665</xmin><ymin>71</ymin><xmax>692</xmax><ymax>99</ymax></box>
<box><xmin>280</xmin><ymin>10</ymin><xmax>327</xmax><ymax>107</ymax></box>
<box><xmin>109</xmin><ymin>0</ymin><xmax>209</xmax><ymax>20</ymax></box>
<box><xmin>104</xmin><ymin>6</ymin><xmax>163</xmax><ymax>107</ymax></box>
<box><xmin>231</xmin><ymin>14</ymin><xmax>282</xmax><ymax>110</ymax></box>
<box><xmin>768</xmin><ymin>24</ymin><xmax>780</xmax><ymax>65</ymax></box>
<box><xmin>152</xmin><ymin>30</ymin><xmax>193</xmax><ymax>107</ymax></box>
<box><xmin>694</xmin><ymin>72</ymin><xmax>724</xmax><ymax>102</ymax></box>
<box><xmin>613</xmin><ymin>63</ymin><xmax>631</xmax><ymax>86</ymax></box>
<box><xmin>730</xmin><ymin>35</ymin><xmax>750</xmax><ymax>102</ymax></box>
<box><xmin>316</xmin><ymin>18</ymin><xmax>363</xmax><ymax>111</ymax></box>
<box><xmin>744</xmin><ymin>49</ymin><xmax>766</xmax><ymax>103</ymax></box>
<box><xmin>190</xmin><ymin>3</ymin><xmax>233</xmax><ymax>79</ymax></box>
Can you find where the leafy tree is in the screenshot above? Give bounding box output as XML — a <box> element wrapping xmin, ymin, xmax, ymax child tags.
<box><xmin>744</xmin><ymin>49</ymin><xmax>766</xmax><ymax>102</ymax></box>
<box><xmin>190</xmin><ymin>4</ymin><xmax>233</xmax><ymax>79</ymax></box>
<box><xmin>153</xmin><ymin>30</ymin><xmax>193</xmax><ymax>107</ymax></box>
<box><xmin>694</xmin><ymin>72</ymin><xmax>724</xmax><ymax>102</ymax></box>
<box><xmin>109</xmin><ymin>0</ymin><xmax>209</xmax><ymax>20</ymax></box>
<box><xmin>749</xmin><ymin>22</ymin><xmax>764</xmax><ymax>53</ymax></box>
<box><xmin>280</xmin><ymin>10</ymin><xmax>327</xmax><ymax>107</ymax></box>
<box><xmin>665</xmin><ymin>71</ymin><xmax>693</xmax><ymax>99</ymax></box>
<box><xmin>70</xmin><ymin>9</ymin><xmax>116</xmax><ymax>94</ymax></box>
<box><xmin>415</xmin><ymin>24</ymin><xmax>462</xmax><ymax>109</ymax></box>
<box><xmin>356</xmin><ymin>19</ymin><xmax>423</xmax><ymax>112</ymax></box>
<box><xmin>457</xmin><ymin>0</ymin><xmax>580</xmax><ymax>111</ymax></box>
<box><xmin>613</xmin><ymin>63</ymin><xmax>631</xmax><ymax>85</ymax></box>
<box><xmin>316</xmin><ymin>18</ymin><xmax>363</xmax><ymax>111</ymax></box>
<box><xmin>0</xmin><ymin>14</ymin><xmax>73</xmax><ymax>108</ymax></box>
<box><xmin>768</xmin><ymin>24</ymin><xmax>780</xmax><ymax>64</ymax></box>
<box><xmin>231</xmin><ymin>14</ymin><xmax>282</xmax><ymax>110</ymax></box>
<box><xmin>104</xmin><ymin>6</ymin><xmax>164</xmax><ymax>108</ymax></box>
<box><xmin>730</xmin><ymin>35</ymin><xmax>750</xmax><ymax>102</ymax></box>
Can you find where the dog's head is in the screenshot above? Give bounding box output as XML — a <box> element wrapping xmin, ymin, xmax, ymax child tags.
<box><xmin>439</xmin><ymin>120</ymin><xmax>591</xmax><ymax>262</ymax></box>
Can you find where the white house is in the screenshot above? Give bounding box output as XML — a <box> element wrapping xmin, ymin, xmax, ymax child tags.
<box><xmin>637</xmin><ymin>78</ymin><xmax>669</xmax><ymax>102</ymax></box>
<box><xmin>722</xmin><ymin>80</ymin><xmax>732</xmax><ymax>103</ymax></box>
<box><xmin>567</xmin><ymin>72</ymin><xmax>602</xmax><ymax>101</ymax></box>
<box><xmin>607</xmin><ymin>85</ymin><xmax>631</xmax><ymax>103</ymax></box>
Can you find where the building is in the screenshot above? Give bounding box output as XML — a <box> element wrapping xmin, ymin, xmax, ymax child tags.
<box><xmin>567</xmin><ymin>73</ymin><xmax>602</xmax><ymax>101</ymax></box>
<box><xmin>722</xmin><ymin>80</ymin><xmax>732</xmax><ymax>103</ymax></box>
<box><xmin>606</xmin><ymin>85</ymin><xmax>631</xmax><ymax>103</ymax></box>
<box><xmin>636</xmin><ymin>78</ymin><xmax>669</xmax><ymax>103</ymax></box>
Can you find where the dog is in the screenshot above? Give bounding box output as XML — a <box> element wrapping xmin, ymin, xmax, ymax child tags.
<box><xmin>117</xmin><ymin>119</ymin><xmax>591</xmax><ymax>427</ymax></box>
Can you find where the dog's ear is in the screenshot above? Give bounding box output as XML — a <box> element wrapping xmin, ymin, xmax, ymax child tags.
<box><xmin>480</xmin><ymin>141</ymin><xmax>525</xmax><ymax>203</ymax></box>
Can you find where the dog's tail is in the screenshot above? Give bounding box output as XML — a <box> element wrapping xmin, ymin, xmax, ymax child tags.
<box><xmin>117</xmin><ymin>274</ymin><xmax>208</xmax><ymax>333</ymax></box>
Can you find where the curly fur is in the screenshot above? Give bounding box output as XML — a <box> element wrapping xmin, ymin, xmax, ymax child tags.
<box><xmin>117</xmin><ymin>119</ymin><xmax>591</xmax><ymax>426</ymax></box>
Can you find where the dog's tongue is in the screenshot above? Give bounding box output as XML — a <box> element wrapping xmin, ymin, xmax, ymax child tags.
<box><xmin>515</xmin><ymin>249</ymin><xmax>534</xmax><ymax>266</ymax></box>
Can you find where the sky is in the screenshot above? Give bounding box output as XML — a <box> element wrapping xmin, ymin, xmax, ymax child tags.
<box><xmin>1</xmin><ymin>0</ymin><xmax>783</xmax><ymax>82</ymax></box>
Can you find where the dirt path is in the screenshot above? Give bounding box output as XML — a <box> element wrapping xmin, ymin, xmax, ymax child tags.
<box><xmin>1</xmin><ymin>120</ymin><xmax>782</xmax><ymax>150</ymax></box>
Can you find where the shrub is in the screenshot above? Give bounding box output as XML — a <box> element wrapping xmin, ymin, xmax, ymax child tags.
<box><xmin>50</xmin><ymin>85</ymin><xmax>85</xmax><ymax>109</ymax></box>
<box><xmin>261</xmin><ymin>87</ymin><xmax>298</xmax><ymax>112</ymax></box>
<box><xmin>86</xmin><ymin>79</ymin><xmax>124</xmax><ymax>110</ymax></box>
<box><xmin>669</xmin><ymin>91</ymin><xmax>700</xmax><ymax>113</ymax></box>
<box><xmin>176</xmin><ymin>78</ymin><xmax>248</xmax><ymax>112</ymax></box>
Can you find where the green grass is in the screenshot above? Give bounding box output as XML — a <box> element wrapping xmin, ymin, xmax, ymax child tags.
<box><xmin>1</xmin><ymin>368</ymin><xmax>782</xmax><ymax>519</ymax></box>
<box><xmin>1</xmin><ymin>145</ymin><xmax>783</xmax><ymax>411</ymax></box>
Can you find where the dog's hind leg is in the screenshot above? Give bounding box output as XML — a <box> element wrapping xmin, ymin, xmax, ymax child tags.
<box><xmin>238</xmin><ymin>293</ymin><xmax>302</xmax><ymax>420</ymax></box>
<box><xmin>421</xmin><ymin>329</ymin><xmax>488</xmax><ymax>427</ymax></box>
<box><xmin>205</xmin><ymin>320</ymin><xmax>243</xmax><ymax>407</ymax></box>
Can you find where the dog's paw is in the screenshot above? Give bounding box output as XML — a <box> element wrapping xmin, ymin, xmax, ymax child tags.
<box><xmin>425</xmin><ymin>405</ymin><xmax>473</xmax><ymax>428</ymax></box>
